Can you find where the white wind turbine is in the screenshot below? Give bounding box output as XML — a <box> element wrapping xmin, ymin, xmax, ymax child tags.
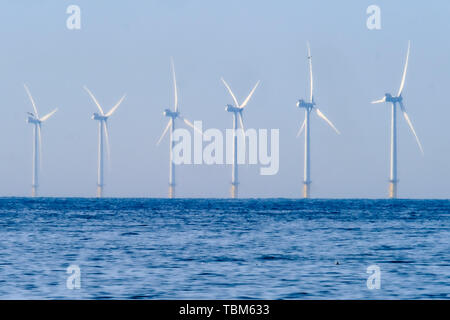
<box><xmin>156</xmin><ymin>58</ymin><xmax>202</xmax><ymax>198</ymax></box>
<box><xmin>371</xmin><ymin>41</ymin><xmax>423</xmax><ymax>198</ymax></box>
<box><xmin>24</xmin><ymin>84</ymin><xmax>58</xmax><ymax>197</ymax></box>
<box><xmin>296</xmin><ymin>42</ymin><xmax>340</xmax><ymax>198</ymax></box>
<box><xmin>221</xmin><ymin>77</ymin><xmax>260</xmax><ymax>198</ymax></box>
<box><xmin>84</xmin><ymin>86</ymin><xmax>126</xmax><ymax>198</ymax></box>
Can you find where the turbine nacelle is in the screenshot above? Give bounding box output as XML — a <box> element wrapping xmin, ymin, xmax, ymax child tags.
<box><xmin>296</xmin><ymin>99</ymin><xmax>315</xmax><ymax>110</ymax></box>
<box><xmin>26</xmin><ymin>113</ymin><xmax>40</xmax><ymax>124</ymax></box>
<box><xmin>92</xmin><ymin>113</ymin><xmax>107</xmax><ymax>121</ymax></box>
<box><xmin>27</xmin><ymin>117</ymin><xmax>40</xmax><ymax>124</ymax></box>
<box><xmin>225</xmin><ymin>104</ymin><xmax>241</xmax><ymax>113</ymax></box>
<box><xmin>163</xmin><ymin>109</ymin><xmax>179</xmax><ymax>118</ymax></box>
<box><xmin>384</xmin><ymin>93</ymin><xmax>402</xmax><ymax>103</ymax></box>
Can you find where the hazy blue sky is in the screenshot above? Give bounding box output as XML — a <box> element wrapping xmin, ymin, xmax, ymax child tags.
<box><xmin>0</xmin><ymin>0</ymin><xmax>449</xmax><ymax>198</ymax></box>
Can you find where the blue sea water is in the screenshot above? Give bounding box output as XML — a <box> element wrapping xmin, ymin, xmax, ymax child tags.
<box><xmin>0</xmin><ymin>198</ymin><xmax>448</xmax><ymax>299</ymax></box>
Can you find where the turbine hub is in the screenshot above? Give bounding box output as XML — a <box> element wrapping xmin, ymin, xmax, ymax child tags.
<box><xmin>92</xmin><ymin>113</ymin><xmax>107</xmax><ymax>121</ymax></box>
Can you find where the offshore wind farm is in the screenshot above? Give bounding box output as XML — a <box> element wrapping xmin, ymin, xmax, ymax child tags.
<box><xmin>13</xmin><ymin>42</ymin><xmax>424</xmax><ymax>199</ymax></box>
<box><xmin>3</xmin><ymin>41</ymin><xmax>433</xmax><ymax>199</ymax></box>
<box><xmin>2</xmin><ymin>3</ymin><xmax>448</xmax><ymax>199</ymax></box>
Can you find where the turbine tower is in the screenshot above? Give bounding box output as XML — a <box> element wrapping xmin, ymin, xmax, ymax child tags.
<box><xmin>296</xmin><ymin>42</ymin><xmax>340</xmax><ymax>199</ymax></box>
<box><xmin>84</xmin><ymin>86</ymin><xmax>126</xmax><ymax>198</ymax></box>
<box><xmin>221</xmin><ymin>78</ymin><xmax>260</xmax><ymax>198</ymax></box>
<box><xmin>371</xmin><ymin>41</ymin><xmax>423</xmax><ymax>198</ymax></box>
<box><xmin>24</xmin><ymin>84</ymin><xmax>58</xmax><ymax>197</ymax></box>
<box><xmin>157</xmin><ymin>58</ymin><xmax>202</xmax><ymax>198</ymax></box>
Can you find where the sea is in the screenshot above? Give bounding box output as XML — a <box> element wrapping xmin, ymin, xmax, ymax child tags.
<box><xmin>0</xmin><ymin>198</ymin><xmax>448</xmax><ymax>299</ymax></box>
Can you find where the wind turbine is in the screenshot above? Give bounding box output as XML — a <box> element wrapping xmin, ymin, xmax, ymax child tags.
<box><xmin>371</xmin><ymin>41</ymin><xmax>423</xmax><ymax>199</ymax></box>
<box><xmin>84</xmin><ymin>86</ymin><xmax>126</xmax><ymax>198</ymax></box>
<box><xmin>221</xmin><ymin>77</ymin><xmax>260</xmax><ymax>198</ymax></box>
<box><xmin>24</xmin><ymin>84</ymin><xmax>58</xmax><ymax>197</ymax></box>
<box><xmin>156</xmin><ymin>58</ymin><xmax>202</xmax><ymax>198</ymax></box>
<box><xmin>296</xmin><ymin>42</ymin><xmax>340</xmax><ymax>199</ymax></box>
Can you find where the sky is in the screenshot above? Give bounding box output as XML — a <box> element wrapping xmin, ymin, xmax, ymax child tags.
<box><xmin>0</xmin><ymin>0</ymin><xmax>449</xmax><ymax>198</ymax></box>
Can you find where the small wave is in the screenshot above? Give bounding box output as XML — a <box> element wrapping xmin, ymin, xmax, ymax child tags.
<box><xmin>387</xmin><ymin>260</ymin><xmax>414</xmax><ymax>264</ymax></box>
<box><xmin>120</xmin><ymin>232</ymin><xmax>139</xmax><ymax>236</ymax></box>
<box><xmin>258</xmin><ymin>254</ymin><xmax>298</xmax><ymax>261</ymax></box>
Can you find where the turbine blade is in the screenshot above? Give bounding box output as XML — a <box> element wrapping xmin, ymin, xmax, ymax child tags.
<box><xmin>239</xmin><ymin>80</ymin><xmax>260</xmax><ymax>109</ymax></box>
<box><xmin>297</xmin><ymin>118</ymin><xmax>306</xmax><ymax>137</ymax></box>
<box><xmin>398</xmin><ymin>41</ymin><xmax>411</xmax><ymax>96</ymax></box>
<box><xmin>181</xmin><ymin>116</ymin><xmax>203</xmax><ymax>136</ymax></box>
<box><xmin>156</xmin><ymin>120</ymin><xmax>172</xmax><ymax>146</ymax></box>
<box><xmin>316</xmin><ymin>108</ymin><xmax>340</xmax><ymax>134</ymax></box>
<box><xmin>103</xmin><ymin>121</ymin><xmax>111</xmax><ymax>164</ymax></box>
<box><xmin>399</xmin><ymin>101</ymin><xmax>424</xmax><ymax>154</ymax></box>
<box><xmin>307</xmin><ymin>41</ymin><xmax>313</xmax><ymax>102</ymax></box>
<box><xmin>84</xmin><ymin>86</ymin><xmax>104</xmax><ymax>115</ymax></box>
<box><xmin>171</xmin><ymin>58</ymin><xmax>179</xmax><ymax>112</ymax></box>
<box><xmin>221</xmin><ymin>78</ymin><xmax>240</xmax><ymax>108</ymax></box>
<box><xmin>40</xmin><ymin>108</ymin><xmax>58</xmax><ymax>122</ymax></box>
<box><xmin>105</xmin><ymin>94</ymin><xmax>126</xmax><ymax>117</ymax></box>
<box><xmin>371</xmin><ymin>97</ymin><xmax>386</xmax><ymax>104</ymax></box>
<box><xmin>24</xmin><ymin>84</ymin><xmax>39</xmax><ymax>118</ymax></box>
